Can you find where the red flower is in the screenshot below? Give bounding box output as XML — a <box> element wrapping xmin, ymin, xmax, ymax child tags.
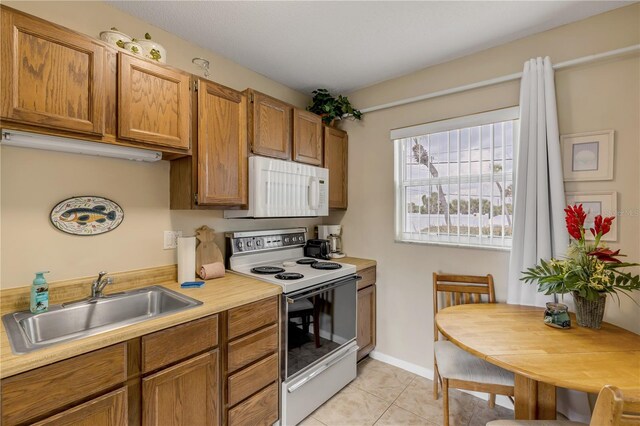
<box><xmin>564</xmin><ymin>204</ymin><xmax>587</xmax><ymax>240</ymax></box>
<box><xmin>590</xmin><ymin>215</ymin><xmax>615</xmax><ymax>238</ymax></box>
<box><xmin>588</xmin><ymin>248</ymin><xmax>623</xmax><ymax>263</ymax></box>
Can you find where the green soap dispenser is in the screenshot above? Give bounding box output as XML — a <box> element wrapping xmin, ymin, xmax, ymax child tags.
<box><xmin>30</xmin><ymin>271</ymin><xmax>50</xmax><ymax>314</ymax></box>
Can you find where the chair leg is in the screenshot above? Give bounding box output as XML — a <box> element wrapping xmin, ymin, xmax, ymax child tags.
<box><xmin>442</xmin><ymin>378</ymin><xmax>450</xmax><ymax>426</ymax></box>
<box><xmin>433</xmin><ymin>360</ymin><xmax>440</xmax><ymax>400</ymax></box>
<box><xmin>488</xmin><ymin>393</ymin><xmax>496</xmax><ymax>408</ymax></box>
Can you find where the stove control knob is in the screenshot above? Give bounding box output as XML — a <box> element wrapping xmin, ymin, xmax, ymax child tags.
<box><xmin>284</xmin><ymin>237</ymin><xmax>290</xmax><ymax>244</ymax></box>
<box><xmin>247</xmin><ymin>240</ymin><xmax>253</xmax><ymax>248</ymax></box>
<box><xmin>236</xmin><ymin>240</ymin><xmax>244</xmax><ymax>250</ymax></box>
<box><xmin>298</xmin><ymin>235</ymin><xmax>304</xmax><ymax>242</ymax></box>
<box><xmin>256</xmin><ymin>239</ymin><xmax>262</xmax><ymax>247</ymax></box>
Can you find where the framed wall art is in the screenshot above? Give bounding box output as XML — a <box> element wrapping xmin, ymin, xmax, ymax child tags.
<box><xmin>566</xmin><ymin>191</ymin><xmax>617</xmax><ymax>242</ymax></box>
<box><xmin>50</xmin><ymin>196</ymin><xmax>124</xmax><ymax>236</ymax></box>
<box><xmin>561</xmin><ymin>130</ymin><xmax>614</xmax><ymax>181</ymax></box>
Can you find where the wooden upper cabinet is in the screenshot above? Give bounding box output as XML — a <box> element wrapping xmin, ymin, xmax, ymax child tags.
<box><xmin>323</xmin><ymin>126</ymin><xmax>348</xmax><ymax>209</ymax></box>
<box><xmin>198</xmin><ymin>80</ymin><xmax>248</xmax><ymax>206</ymax></box>
<box><xmin>142</xmin><ymin>350</ymin><xmax>220</xmax><ymax>426</ymax></box>
<box><xmin>118</xmin><ymin>53</ymin><xmax>190</xmax><ymax>150</ymax></box>
<box><xmin>0</xmin><ymin>7</ymin><xmax>105</xmax><ymax>135</ymax></box>
<box><xmin>246</xmin><ymin>89</ymin><xmax>292</xmax><ymax>160</ymax></box>
<box><xmin>293</xmin><ymin>109</ymin><xmax>323</xmax><ymax>166</ymax></box>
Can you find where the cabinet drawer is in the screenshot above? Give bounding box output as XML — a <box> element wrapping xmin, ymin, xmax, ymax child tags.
<box><xmin>31</xmin><ymin>387</ymin><xmax>127</xmax><ymax>426</ymax></box>
<box><xmin>142</xmin><ymin>315</ymin><xmax>218</xmax><ymax>373</ymax></box>
<box><xmin>228</xmin><ymin>297</ymin><xmax>278</xmax><ymax>339</ymax></box>
<box><xmin>1</xmin><ymin>343</ymin><xmax>126</xmax><ymax>425</ymax></box>
<box><xmin>228</xmin><ymin>353</ymin><xmax>278</xmax><ymax>407</ymax></box>
<box><xmin>228</xmin><ymin>381</ymin><xmax>278</xmax><ymax>426</ymax></box>
<box><xmin>358</xmin><ymin>266</ymin><xmax>376</xmax><ymax>290</ymax></box>
<box><xmin>228</xmin><ymin>324</ymin><xmax>278</xmax><ymax>373</ymax></box>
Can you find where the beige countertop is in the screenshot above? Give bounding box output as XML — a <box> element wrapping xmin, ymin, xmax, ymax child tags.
<box><xmin>1</xmin><ymin>272</ymin><xmax>280</xmax><ymax>379</ymax></box>
<box><xmin>340</xmin><ymin>257</ymin><xmax>377</xmax><ymax>271</ymax></box>
<box><xmin>0</xmin><ymin>257</ymin><xmax>376</xmax><ymax>379</ymax></box>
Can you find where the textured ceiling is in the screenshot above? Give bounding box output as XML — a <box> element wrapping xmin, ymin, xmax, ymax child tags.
<box><xmin>109</xmin><ymin>1</ymin><xmax>630</xmax><ymax>94</ymax></box>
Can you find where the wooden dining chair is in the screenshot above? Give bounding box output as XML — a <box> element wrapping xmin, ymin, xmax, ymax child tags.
<box><xmin>487</xmin><ymin>385</ymin><xmax>633</xmax><ymax>426</ymax></box>
<box><xmin>432</xmin><ymin>273</ymin><xmax>515</xmax><ymax>426</ymax></box>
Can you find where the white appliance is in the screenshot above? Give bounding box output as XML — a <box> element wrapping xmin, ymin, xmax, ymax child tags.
<box><xmin>225</xmin><ymin>228</ymin><xmax>359</xmax><ymax>426</ymax></box>
<box><xmin>317</xmin><ymin>225</ymin><xmax>345</xmax><ymax>258</ymax></box>
<box><xmin>224</xmin><ymin>156</ymin><xmax>329</xmax><ymax>219</ymax></box>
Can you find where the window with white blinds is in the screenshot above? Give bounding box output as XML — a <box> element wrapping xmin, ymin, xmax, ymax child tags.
<box><xmin>392</xmin><ymin>107</ymin><xmax>519</xmax><ymax>249</ymax></box>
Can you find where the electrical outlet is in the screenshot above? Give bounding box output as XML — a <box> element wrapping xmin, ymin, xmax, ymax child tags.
<box><xmin>163</xmin><ymin>231</ymin><xmax>183</xmax><ymax>249</ymax></box>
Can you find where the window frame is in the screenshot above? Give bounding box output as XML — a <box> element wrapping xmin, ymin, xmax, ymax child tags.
<box><xmin>392</xmin><ymin>106</ymin><xmax>519</xmax><ymax>251</ymax></box>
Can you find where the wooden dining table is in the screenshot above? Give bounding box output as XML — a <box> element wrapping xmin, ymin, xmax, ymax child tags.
<box><xmin>435</xmin><ymin>303</ymin><xmax>640</xmax><ymax>420</ymax></box>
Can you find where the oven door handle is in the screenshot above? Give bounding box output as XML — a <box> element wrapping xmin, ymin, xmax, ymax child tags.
<box><xmin>287</xmin><ymin>275</ymin><xmax>361</xmax><ymax>301</ymax></box>
<box><xmin>287</xmin><ymin>344</ymin><xmax>358</xmax><ymax>393</ymax></box>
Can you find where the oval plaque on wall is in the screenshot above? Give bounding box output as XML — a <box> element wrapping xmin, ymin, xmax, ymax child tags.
<box><xmin>50</xmin><ymin>196</ymin><xmax>124</xmax><ymax>236</ymax></box>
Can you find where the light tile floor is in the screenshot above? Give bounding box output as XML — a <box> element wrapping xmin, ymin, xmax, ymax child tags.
<box><xmin>300</xmin><ymin>358</ymin><xmax>514</xmax><ymax>426</ymax></box>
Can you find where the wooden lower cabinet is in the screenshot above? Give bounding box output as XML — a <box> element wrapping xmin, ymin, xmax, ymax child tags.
<box><xmin>0</xmin><ymin>296</ymin><xmax>281</xmax><ymax>426</ymax></box>
<box><xmin>223</xmin><ymin>296</ymin><xmax>280</xmax><ymax>425</ymax></box>
<box><xmin>142</xmin><ymin>351</ymin><xmax>220</xmax><ymax>426</ymax></box>
<box><xmin>357</xmin><ymin>266</ymin><xmax>377</xmax><ymax>361</ymax></box>
<box><xmin>0</xmin><ymin>344</ymin><xmax>126</xmax><ymax>425</ymax></box>
<box><xmin>32</xmin><ymin>388</ymin><xmax>127</xmax><ymax>426</ymax></box>
<box><xmin>227</xmin><ymin>382</ymin><xmax>279</xmax><ymax>426</ymax></box>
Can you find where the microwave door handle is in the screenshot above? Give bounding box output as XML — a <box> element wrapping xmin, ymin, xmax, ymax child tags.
<box><xmin>309</xmin><ymin>177</ymin><xmax>319</xmax><ymax>210</ymax></box>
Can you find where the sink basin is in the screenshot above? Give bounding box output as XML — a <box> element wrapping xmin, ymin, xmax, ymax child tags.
<box><xmin>2</xmin><ymin>286</ymin><xmax>202</xmax><ymax>354</ymax></box>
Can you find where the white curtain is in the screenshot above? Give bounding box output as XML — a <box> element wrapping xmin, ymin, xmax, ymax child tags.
<box><xmin>507</xmin><ymin>57</ymin><xmax>568</xmax><ymax>306</ymax></box>
<box><xmin>508</xmin><ymin>57</ymin><xmax>591</xmax><ymax>423</ymax></box>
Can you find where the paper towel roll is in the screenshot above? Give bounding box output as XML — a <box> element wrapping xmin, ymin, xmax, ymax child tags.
<box><xmin>199</xmin><ymin>262</ymin><xmax>225</xmax><ymax>280</ymax></box>
<box><xmin>177</xmin><ymin>236</ymin><xmax>196</xmax><ymax>284</ymax></box>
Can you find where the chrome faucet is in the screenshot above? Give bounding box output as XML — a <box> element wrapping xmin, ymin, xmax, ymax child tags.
<box><xmin>91</xmin><ymin>271</ymin><xmax>112</xmax><ymax>298</ymax></box>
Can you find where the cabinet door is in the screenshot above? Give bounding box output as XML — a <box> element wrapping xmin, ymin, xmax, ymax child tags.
<box><xmin>198</xmin><ymin>80</ymin><xmax>248</xmax><ymax>206</ymax></box>
<box><xmin>357</xmin><ymin>284</ymin><xmax>376</xmax><ymax>361</ymax></box>
<box><xmin>293</xmin><ymin>109</ymin><xmax>323</xmax><ymax>165</ymax></box>
<box><xmin>32</xmin><ymin>388</ymin><xmax>127</xmax><ymax>426</ymax></box>
<box><xmin>118</xmin><ymin>53</ymin><xmax>190</xmax><ymax>150</ymax></box>
<box><xmin>323</xmin><ymin>126</ymin><xmax>348</xmax><ymax>209</ymax></box>
<box><xmin>142</xmin><ymin>350</ymin><xmax>219</xmax><ymax>426</ymax></box>
<box><xmin>0</xmin><ymin>8</ymin><xmax>104</xmax><ymax>135</ymax></box>
<box><xmin>248</xmin><ymin>90</ymin><xmax>292</xmax><ymax>159</ymax></box>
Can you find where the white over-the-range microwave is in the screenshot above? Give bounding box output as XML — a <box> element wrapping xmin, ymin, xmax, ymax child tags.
<box><xmin>224</xmin><ymin>156</ymin><xmax>329</xmax><ymax>219</ymax></box>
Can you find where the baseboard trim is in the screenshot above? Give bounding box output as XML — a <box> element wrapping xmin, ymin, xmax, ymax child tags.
<box><xmin>369</xmin><ymin>350</ymin><xmax>514</xmax><ymax>410</ymax></box>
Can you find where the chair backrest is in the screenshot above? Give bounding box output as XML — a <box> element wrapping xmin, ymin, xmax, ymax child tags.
<box><xmin>590</xmin><ymin>385</ymin><xmax>624</xmax><ymax>426</ymax></box>
<box><xmin>432</xmin><ymin>273</ymin><xmax>495</xmax><ymax>342</ymax></box>
<box><xmin>619</xmin><ymin>398</ymin><xmax>640</xmax><ymax>426</ymax></box>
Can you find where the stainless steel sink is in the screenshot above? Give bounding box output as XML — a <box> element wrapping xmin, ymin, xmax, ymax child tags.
<box><xmin>2</xmin><ymin>286</ymin><xmax>202</xmax><ymax>354</ymax></box>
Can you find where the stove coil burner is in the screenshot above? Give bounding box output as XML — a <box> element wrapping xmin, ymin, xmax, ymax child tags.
<box><xmin>296</xmin><ymin>258</ymin><xmax>318</xmax><ymax>265</ymax></box>
<box><xmin>275</xmin><ymin>272</ymin><xmax>305</xmax><ymax>280</ymax></box>
<box><xmin>251</xmin><ymin>266</ymin><xmax>286</xmax><ymax>274</ymax></box>
<box><xmin>311</xmin><ymin>262</ymin><xmax>342</xmax><ymax>270</ymax></box>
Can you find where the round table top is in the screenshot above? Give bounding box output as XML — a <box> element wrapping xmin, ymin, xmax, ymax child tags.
<box><xmin>435</xmin><ymin>303</ymin><xmax>640</xmax><ymax>402</ymax></box>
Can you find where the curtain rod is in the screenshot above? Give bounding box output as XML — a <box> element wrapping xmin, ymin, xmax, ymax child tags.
<box><xmin>359</xmin><ymin>44</ymin><xmax>640</xmax><ymax>114</ymax></box>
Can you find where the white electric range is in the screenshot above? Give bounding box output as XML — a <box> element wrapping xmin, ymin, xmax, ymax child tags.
<box><xmin>225</xmin><ymin>228</ymin><xmax>359</xmax><ymax>426</ymax></box>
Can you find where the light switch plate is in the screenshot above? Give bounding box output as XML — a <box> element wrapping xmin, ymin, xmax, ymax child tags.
<box><xmin>163</xmin><ymin>231</ymin><xmax>183</xmax><ymax>249</ymax></box>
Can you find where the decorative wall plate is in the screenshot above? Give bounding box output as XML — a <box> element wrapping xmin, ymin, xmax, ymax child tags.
<box><xmin>50</xmin><ymin>196</ymin><xmax>124</xmax><ymax>236</ymax></box>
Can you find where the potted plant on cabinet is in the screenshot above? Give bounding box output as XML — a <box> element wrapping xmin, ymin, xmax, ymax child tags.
<box><xmin>521</xmin><ymin>204</ymin><xmax>640</xmax><ymax>328</ymax></box>
<box><xmin>307</xmin><ymin>89</ymin><xmax>363</xmax><ymax>126</ymax></box>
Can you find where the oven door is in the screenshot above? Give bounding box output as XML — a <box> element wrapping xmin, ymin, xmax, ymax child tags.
<box><xmin>282</xmin><ymin>274</ymin><xmax>358</xmax><ymax>381</ymax></box>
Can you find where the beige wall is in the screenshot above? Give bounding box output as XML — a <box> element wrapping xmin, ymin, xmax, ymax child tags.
<box><xmin>332</xmin><ymin>4</ymin><xmax>640</xmax><ymax>369</ymax></box>
<box><xmin>0</xmin><ymin>1</ymin><xmax>316</xmax><ymax>288</ymax></box>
